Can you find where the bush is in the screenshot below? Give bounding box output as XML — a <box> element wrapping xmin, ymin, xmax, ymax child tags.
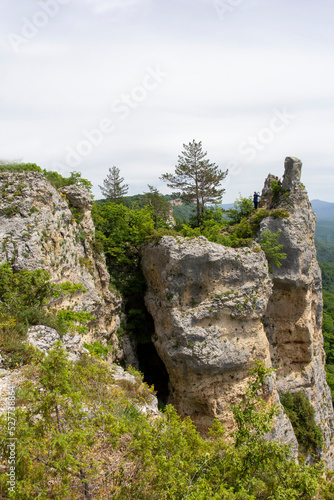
<box><xmin>0</xmin><ymin>355</ymin><xmax>327</xmax><ymax>499</ymax></box>
<box><xmin>259</xmin><ymin>229</ymin><xmax>287</xmax><ymax>271</ymax></box>
<box><xmin>225</xmin><ymin>196</ymin><xmax>254</xmax><ymax>224</ymax></box>
<box><xmin>92</xmin><ymin>201</ymin><xmax>155</xmax><ymax>294</ymax></box>
<box><xmin>42</xmin><ymin>169</ymin><xmax>93</xmax><ymax>193</ymax></box>
<box><xmin>0</xmin><ymin>162</ymin><xmax>42</xmax><ymax>173</ymax></box>
<box><xmin>0</xmin><ymin>263</ymin><xmax>91</xmax><ymax>367</ymax></box>
<box><xmin>280</xmin><ymin>391</ymin><xmax>323</xmax><ymax>459</ymax></box>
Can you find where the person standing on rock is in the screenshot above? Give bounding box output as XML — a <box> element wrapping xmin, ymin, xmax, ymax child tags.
<box><xmin>253</xmin><ymin>191</ymin><xmax>260</xmax><ymax>209</ymax></box>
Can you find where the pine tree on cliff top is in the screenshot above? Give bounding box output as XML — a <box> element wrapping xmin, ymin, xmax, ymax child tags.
<box><xmin>99</xmin><ymin>166</ymin><xmax>129</xmax><ymax>203</ymax></box>
<box><xmin>160</xmin><ymin>140</ymin><xmax>228</xmax><ymax>226</ymax></box>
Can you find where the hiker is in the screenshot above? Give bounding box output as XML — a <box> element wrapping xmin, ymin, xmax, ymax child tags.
<box><xmin>253</xmin><ymin>191</ymin><xmax>260</xmax><ymax>209</ymax></box>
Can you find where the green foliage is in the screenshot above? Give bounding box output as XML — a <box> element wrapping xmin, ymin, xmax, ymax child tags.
<box><xmin>0</xmin><ymin>354</ymin><xmax>328</xmax><ymax>499</ymax></box>
<box><xmin>315</xmin><ymin>220</ymin><xmax>334</xmax><ymax>263</ymax></box>
<box><xmin>0</xmin><ymin>264</ymin><xmax>90</xmax><ymax>367</ymax></box>
<box><xmin>225</xmin><ymin>196</ymin><xmax>253</xmax><ymax>224</ymax></box>
<box><xmin>92</xmin><ymin>201</ymin><xmax>154</xmax><ymax>294</ymax></box>
<box><xmin>176</xmin><ymin>202</ymin><xmax>288</xmax><ymax>251</ymax></box>
<box><xmin>56</xmin><ymin>310</ymin><xmax>95</xmax><ymax>334</ymax></box>
<box><xmin>173</xmin><ymin>202</ymin><xmax>196</xmax><ymax>224</ymax></box>
<box><xmin>280</xmin><ymin>391</ymin><xmax>323</xmax><ymax>459</ymax></box>
<box><xmin>83</xmin><ymin>340</ymin><xmax>112</xmax><ymax>359</ymax></box>
<box><xmin>144</xmin><ymin>185</ymin><xmax>172</xmax><ymax>229</ymax></box>
<box><xmin>161</xmin><ymin>140</ymin><xmax>228</xmax><ymax>226</ymax></box>
<box><xmin>259</xmin><ymin>229</ymin><xmax>287</xmax><ymax>271</ymax></box>
<box><xmin>232</xmin><ymin>361</ymin><xmax>278</xmax><ymax>447</ymax></box>
<box><xmin>99</xmin><ymin>166</ymin><xmax>129</xmax><ymax>203</ymax></box>
<box><xmin>0</xmin><ymin>162</ymin><xmax>42</xmax><ymax>173</ymax></box>
<box><xmin>0</xmin><ymin>166</ymin><xmax>92</xmax><ymax>193</ymax></box>
<box><xmin>122</xmin><ymin>193</ymin><xmax>147</xmax><ymax>208</ymax></box>
<box><xmin>250</xmin><ymin>208</ymin><xmax>289</xmax><ymax>231</ymax></box>
<box><xmin>320</xmin><ymin>263</ymin><xmax>334</xmax><ymax>294</ymax></box>
<box><xmin>271</xmin><ymin>179</ymin><xmax>283</xmax><ymax>198</ymax></box>
<box><xmin>69</xmin><ymin>205</ymin><xmax>85</xmax><ymax>224</ymax></box>
<box><xmin>178</xmin><ymin>206</ymin><xmax>253</xmax><ymax>248</ymax></box>
<box><xmin>42</xmin><ymin>169</ymin><xmax>93</xmax><ymax>193</ymax></box>
<box><xmin>317</xmin><ymin>262</ymin><xmax>334</xmax><ymax>401</ymax></box>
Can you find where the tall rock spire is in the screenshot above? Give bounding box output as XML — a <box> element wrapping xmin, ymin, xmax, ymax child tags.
<box><xmin>260</xmin><ymin>157</ymin><xmax>334</xmax><ymax>466</ymax></box>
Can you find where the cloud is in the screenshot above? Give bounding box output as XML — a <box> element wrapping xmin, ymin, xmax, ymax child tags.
<box><xmin>0</xmin><ymin>0</ymin><xmax>333</xmax><ymax>203</ymax></box>
<box><xmin>84</xmin><ymin>0</ymin><xmax>149</xmax><ymax>14</ymax></box>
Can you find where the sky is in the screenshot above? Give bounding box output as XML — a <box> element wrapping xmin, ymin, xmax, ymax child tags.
<box><xmin>1</xmin><ymin>0</ymin><xmax>333</xmax><ymax>202</ymax></box>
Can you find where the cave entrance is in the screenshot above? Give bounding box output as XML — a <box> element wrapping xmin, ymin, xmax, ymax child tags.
<box><xmin>124</xmin><ymin>275</ymin><xmax>170</xmax><ymax>407</ymax></box>
<box><xmin>136</xmin><ymin>342</ymin><xmax>170</xmax><ymax>406</ymax></box>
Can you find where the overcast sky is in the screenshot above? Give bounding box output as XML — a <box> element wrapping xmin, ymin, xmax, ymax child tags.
<box><xmin>1</xmin><ymin>0</ymin><xmax>333</xmax><ymax>202</ymax></box>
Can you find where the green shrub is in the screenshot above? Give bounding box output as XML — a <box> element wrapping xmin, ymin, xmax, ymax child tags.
<box><xmin>280</xmin><ymin>391</ymin><xmax>323</xmax><ymax>459</ymax></box>
<box><xmin>42</xmin><ymin>169</ymin><xmax>92</xmax><ymax>193</ymax></box>
<box><xmin>92</xmin><ymin>201</ymin><xmax>155</xmax><ymax>294</ymax></box>
<box><xmin>225</xmin><ymin>196</ymin><xmax>254</xmax><ymax>224</ymax></box>
<box><xmin>83</xmin><ymin>340</ymin><xmax>112</xmax><ymax>359</ymax></box>
<box><xmin>271</xmin><ymin>179</ymin><xmax>282</xmax><ymax>198</ymax></box>
<box><xmin>259</xmin><ymin>229</ymin><xmax>287</xmax><ymax>271</ymax></box>
<box><xmin>0</xmin><ymin>263</ymin><xmax>91</xmax><ymax>366</ymax></box>
<box><xmin>0</xmin><ymin>355</ymin><xmax>327</xmax><ymax>499</ymax></box>
<box><xmin>0</xmin><ymin>162</ymin><xmax>42</xmax><ymax>173</ymax></box>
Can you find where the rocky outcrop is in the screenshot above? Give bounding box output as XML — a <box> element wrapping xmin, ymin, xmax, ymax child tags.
<box><xmin>260</xmin><ymin>157</ymin><xmax>334</xmax><ymax>465</ymax></box>
<box><xmin>0</xmin><ymin>170</ymin><xmax>121</xmax><ymax>346</ymax></box>
<box><xmin>141</xmin><ymin>236</ymin><xmax>297</xmax><ymax>452</ymax></box>
<box><xmin>141</xmin><ymin>157</ymin><xmax>334</xmax><ymax>466</ymax></box>
<box><xmin>26</xmin><ymin>325</ymin><xmax>88</xmax><ymax>361</ymax></box>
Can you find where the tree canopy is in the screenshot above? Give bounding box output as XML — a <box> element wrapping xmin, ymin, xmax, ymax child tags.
<box><xmin>143</xmin><ymin>185</ymin><xmax>171</xmax><ymax>229</ymax></box>
<box><xmin>161</xmin><ymin>140</ymin><xmax>228</xmax><ymax>226</ymax></box>
<box><xmin>99</xmin><ymin>166</ymin><xmax>129</xmax><ymax>203</ymax></box>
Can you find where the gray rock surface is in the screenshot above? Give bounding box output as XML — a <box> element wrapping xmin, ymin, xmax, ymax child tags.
<box><xmin>59</xmin><ymin>185</ymin><xmax>92</xmax><ymax>209</ymax></box>
<box><xmin>26</xmin><ymin>325</ymin><xmax>88</xmax><ymax>361</ymax></box>
<box><xmin>141</xmin><ymin>236</ymin><xmax>297</xmax><ymax>450</ymax></box>
<box><xmin>110</xmin><ymin>364</ymin><xmax>159</xmax><ymax>415</ymax></box>
<box><xmin>260</xmin><ymin>157</ymin><xmax>334</xmax><ymax>466</ymax></box>
<box><xmin>141</xmin><ymin>157</ymin><xmax>334</xmax><ymax>466</ymax></box>
<box><xmin>0</xmin><ymin>170</ymin><xmax>121</xmax><ymax>348</ymax></box>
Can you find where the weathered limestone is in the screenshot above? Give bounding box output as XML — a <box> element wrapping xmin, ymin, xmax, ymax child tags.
<box><xmin>142</xmin><ymin>157</ymin><xmax>334</xmax><ymax>466</ymax></box>
<box><xmin>260</xmin><ymin>157</ymin><xmax>334</xmax><ymax>466</ymax></box>
<box><xmin>0</xmin><ymin>170</ymin><xmax>121</xmax><ymax>346</ymax></box>
<box><xmin>141</xmin><ymin>236</ymin><xmax>297</xmax><ymax>452</ymax></box>
<box><xmin>26</xmin><ymin>325</ymin><xmax>88</xmax><ymax>361</ymax></box>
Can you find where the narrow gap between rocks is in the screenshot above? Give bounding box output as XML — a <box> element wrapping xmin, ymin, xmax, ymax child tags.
<box><xmin>136</xmin><ymin>342</ymin><xmax>170</xmax><ymax>407</ymax></box>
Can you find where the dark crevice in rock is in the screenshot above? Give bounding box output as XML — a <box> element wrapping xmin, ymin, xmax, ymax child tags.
<box><xmin>136</xmin><ymin>342</ymin><xmax>170</xmax><ymax>406</ymax></box>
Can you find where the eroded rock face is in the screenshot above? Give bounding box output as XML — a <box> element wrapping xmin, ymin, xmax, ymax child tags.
<box><xmin>0</xmin><ymin>170</ymin><xmax>121</xmax><ymax>347</ymax></box>
<box><xmin>141</xmin><ymin>236</ymin><xmax>297</xmax><ymax>451</ymax></box>
<box><xmin>26</xmin><ymin>325</ymin><xmax>88</xmax><ymax>361</ymax></box>
<box><xmin>260</xmin><ymin>157</ymin><xmax>334</xmax><ymax>466</ymax></box>
<box><xmin>142</xmin><ymin>157</ymin><xmax>334</xmax><ymax>466</ymax></box>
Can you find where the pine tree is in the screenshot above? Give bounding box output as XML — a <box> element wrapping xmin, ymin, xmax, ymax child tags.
<box><xmin>144</xmin><ymin>185</ymin><xmax>171</xmax><ymax>229</ymax></box>
<box><xmin>99</xmin><ymin>166</ymin><xmax>129</xmax><ymax>203</ymax></box>
<box><xmin>160</xmin><ymin>140</ymin><xmax>228</xmax><ymax>226</ymax></box>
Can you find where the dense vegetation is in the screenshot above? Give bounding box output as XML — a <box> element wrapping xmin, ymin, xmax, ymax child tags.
<box><xmin>0</xmin><ymin>161</ymin><xmax>93</xmax><ymax>193</ymax></box>
<box><xmin>319</xmin><ymin>261</ymin><xmax>334</xmax><ymax>400</ymax></box>
<box><xmin>1</xmin><ymin>351</ymin><xmax>333</xmax><ymax>499</ymax></box>
<box><xmin>1</xmin><ymin>162</ymin><xmax>334</xmax><ymax>497</ymax></box>
<box><xmin>280</xmin><ymin>391</ymin><xmax>323</xmax><ymax>458</ymax></box>
<box><xmin>313</xmin><ymin>208</ymin><xmax>334</xmax><ymax>401</ymax></box>
<box><xmin>0</xmin><ymin>263</ymin><xmax>94</xmax><ymax>368</ymax></box>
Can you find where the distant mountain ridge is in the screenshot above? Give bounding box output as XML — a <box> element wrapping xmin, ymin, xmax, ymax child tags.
<box><xmin>311</xmin><ymin>200</ymin><xmax>334</xmax><ymax>263</ymax></box>
<box><xmin>311</xmin><ymin>200</ymin><xmax>334</xmax><ymax>221</ymax></box>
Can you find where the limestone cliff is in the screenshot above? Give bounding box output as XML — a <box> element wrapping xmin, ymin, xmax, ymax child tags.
<box><xmin>141</xmin><ymin>157</ymin><xmax>334</xmax><ymax>466</ymax></box>
<box><xmin>260</xmin><ymin>157</ymin><xmax>334</xmax><ymax>465</ymax></box>
<box><xmin>0</xmin><ymin>170</ymin><xmax>121</xmax><ymax>345</ymax></box>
